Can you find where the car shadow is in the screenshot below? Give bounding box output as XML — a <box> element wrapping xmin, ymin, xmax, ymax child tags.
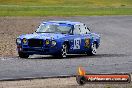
<box><xmin>91</xmin><ymin>53</ymin><xmax>128</xmax><ymax>58</ymax></box>
<box><xmin>26</xmin><ymin>53</ymin><xmax>129</xmax><ymax>60</ymax></box>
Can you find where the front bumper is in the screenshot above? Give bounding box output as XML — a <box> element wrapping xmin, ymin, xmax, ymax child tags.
<box><xmin>17</xmin><ymin>45</ymin><xmax>61</xmax><ymax>55</ymax></box>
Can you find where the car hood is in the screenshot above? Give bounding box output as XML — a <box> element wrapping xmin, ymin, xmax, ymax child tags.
<box><xmin>19</xmin><ymin>33</ymin><xmax>66</xmax><ymax>40</ymax></box>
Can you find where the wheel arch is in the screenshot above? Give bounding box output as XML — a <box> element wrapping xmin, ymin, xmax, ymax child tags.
<box><xmin>63</xmin><ymin>40</ymin><xmax>70</xmax><ymax>50</ymax></box>
<box><xmin>93</xmin><ymin>40</ymin><xmax>99</xmax><ymax>48</ymax></box>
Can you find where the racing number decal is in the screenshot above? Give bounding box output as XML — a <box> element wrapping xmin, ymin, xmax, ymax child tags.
<box><xmin>73</xmin><ymin>38</ymin><xmax>81</xmax><ymax>49</ymax></box>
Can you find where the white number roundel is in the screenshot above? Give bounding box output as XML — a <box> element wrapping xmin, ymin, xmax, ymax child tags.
<box><xmin>73</xmin><ymin>38</ymin><xmax>81</xmax><ymax>49</ymax></box>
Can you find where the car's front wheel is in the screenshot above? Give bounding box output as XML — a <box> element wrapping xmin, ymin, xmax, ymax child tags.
<box><xmin>61</xmin><ymin>44</ymin><xmax>68</xmax><ymax>58</ymax></box>
<box><xmin>54</xmin><ymin>43</ymin><xmax>68</xmax><ymax>58</ymax></box>
<box><xmin>18</xmin><ymin>52</ymin><xmax>29</xmax><ymax>58</ymax></box>
<box><xmin>87</xmin><ymin>43</ymin><xmax>97</xmax><ymax>56</ymax></box>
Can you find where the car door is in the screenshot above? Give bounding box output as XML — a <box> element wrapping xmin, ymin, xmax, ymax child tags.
<box><xmin>69</xmin><ymin>24</ymin><xmax>84</xmax><ymax>54</ymax></box>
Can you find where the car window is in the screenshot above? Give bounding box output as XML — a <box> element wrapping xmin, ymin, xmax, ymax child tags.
<box><xmin>80</xmin><ymin>24</ymin><xmax>90</xmax><ymax>34</ymax></box>
<box><xmin>73</xmin><ymin>25</ymin><xmax>81</xmax><ymax>34</ymax></box>
<box><xmin>36</xmin><ymin>24</ymin><xmax>72</xmax><ymax>34</ymax></box>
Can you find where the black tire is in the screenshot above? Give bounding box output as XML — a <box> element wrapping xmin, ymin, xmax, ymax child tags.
<box><xmin>18</xmin><ymin>52</ymin><xmax>29</xmax><ymax>58</ymax></box>
<box><xmin>54</xmin><ymin>43</ymin><xmax>68</xmax><ymax>58</ymax></box>
<box><xmin>76</xmin><ymin>76</ymin><xmax>86</xmax><ymax>85</ymax></box>
<box><xmin>87</xmin><ymin>43</ymin><xmax>97</xmax><ymax>56</ymax></box>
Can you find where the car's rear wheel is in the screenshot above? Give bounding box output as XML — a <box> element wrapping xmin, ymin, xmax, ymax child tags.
<box><xmin>18</xmin><ymin>52</ymin><xmax>29</xmax><ymax>58</ymax></box>
<box><xmin>87</xmin><ymin>43</ymin><xmax>97</xmax><ymax>56</ymax></box>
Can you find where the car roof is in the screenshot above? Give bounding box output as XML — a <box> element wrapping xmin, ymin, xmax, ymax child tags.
<box><xmin>42</xmin><ymin>21</ymin><xmax>83</xmax><ymax>25</ymax></box>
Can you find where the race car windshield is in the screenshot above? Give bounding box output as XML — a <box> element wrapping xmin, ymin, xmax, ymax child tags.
<box><xmin>36</xmin><ymin>24</ymin><xmax>72</xmax><ymax>34</ymax></box>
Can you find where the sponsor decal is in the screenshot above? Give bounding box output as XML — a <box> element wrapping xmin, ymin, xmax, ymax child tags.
<box><xmin>76</xmin><ymin>67</ymin><xmax>131</xmax><ymax>85</ymax></box>
<box><xmin>85</xmin><ymin>38</ymin><xmax>90</xmax><ymax>48</ymax></box>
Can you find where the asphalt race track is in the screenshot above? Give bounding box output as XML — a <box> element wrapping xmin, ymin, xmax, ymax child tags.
<box><xmin>0</xmin><ymin>16</ymin><xmax>132</xmax><ymax>80</ymax></box>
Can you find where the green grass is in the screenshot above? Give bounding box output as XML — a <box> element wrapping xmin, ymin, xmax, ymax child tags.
<box><xmin>0</xmin><ymin>0</ymin><xmax>132</xmax><ymax>16</ymax></box>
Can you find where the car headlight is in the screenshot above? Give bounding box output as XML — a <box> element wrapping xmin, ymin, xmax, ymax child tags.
<box><xmin>16</xmin><ymin>38</ymin><xmax>21</xmax><ymax>44</ymax></box>
<box><xmin>45</xmin><ymin>39</ymin><xmax>50</xmax><ymax>45</ymax></box>
<box><xmin>23</xmin><ymin>38</ymin><xmax>27</xmax><ymax>44</ymax></box>
<box><xmin>51</xmin><ymin>40</ymin><xmax>56</xmax><ymax>46</ymax></box>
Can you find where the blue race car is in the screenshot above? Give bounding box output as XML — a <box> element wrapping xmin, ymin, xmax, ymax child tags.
<box><xmin>16</xmin><ymin>21</ymin><xmax>100</xmax><ymax>58</ymax></box>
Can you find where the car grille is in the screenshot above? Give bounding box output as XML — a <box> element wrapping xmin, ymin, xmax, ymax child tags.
<box><xmin>28</xmin><ymin>39</ymin><xmax>43</xmax><ymax>47</ymax></box>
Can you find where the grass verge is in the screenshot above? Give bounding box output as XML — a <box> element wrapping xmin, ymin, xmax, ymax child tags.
<box><xmin>0</xmin><ymin>5</ymin><xmax>132</xmax><ymax>16</ymax></box>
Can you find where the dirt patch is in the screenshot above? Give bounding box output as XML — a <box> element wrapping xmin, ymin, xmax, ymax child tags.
<box><xmin>0</xmin><ymin>17</ymin><xmax>64</xmax><ymax>57</ymax></box>
<box><xmin>0</xmin><ymin>77</ymin><xmax>132</xmax><ymax>88</ymax></box>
